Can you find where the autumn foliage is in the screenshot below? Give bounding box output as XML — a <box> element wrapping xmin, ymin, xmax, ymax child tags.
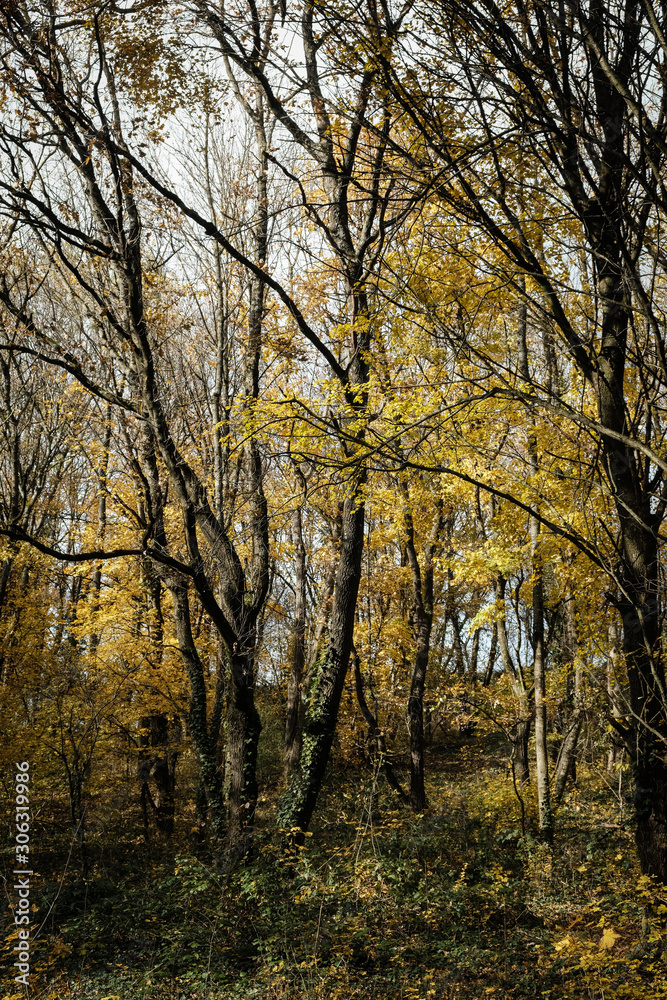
<box><xmin>2</xmin><ymin>1</ymin><xmax>667</xmax><ymax>997</ymax></box>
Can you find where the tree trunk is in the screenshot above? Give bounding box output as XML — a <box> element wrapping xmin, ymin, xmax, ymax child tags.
<box><xmin>553</xmin><ymin>591</ymin><xmax>582</xmax><ymax>806</ymax></box>
<box><xmin>353</xmin><ymin>651</ymin><xmax>406</xmax><ymax>802</ymax></box>
<box><xmin>595</xmin><ymin>242</ymin><xmax>667</xmax><ymax>877</ymax></box>
<box><xmin>408</xmin><ymin>626</ymin><xmax>430</xmax><ymax>811</ymax></box>
<box><xmin>138</xmin><ymin>714</ymin><xmax>179</xmax><ymax>837</ymax></box>
<box><xmin>171</xmin><ymin>585</ymin><xmax>226</xmax><ymax>840</ymax></box>
<box><xmin>511</xmin><ymin>718</ymin><xmax>531</xmax><ymax>788</ymax></box>
<box><xmin>607</xmin><ymin>621</ymin><xmax>624</xmax><ymax>773</ymax></box>
<box><xmin>90</xmin><ymin>411</ymin><xmax>111</xmax><ymax>656</ymax></box>
<box><xmin>620</xmin><ymin>594</ymin><xmax>667</xmax><ymax>880</ymax></box>
<box><xmin>530</xmin><ymin>440</ymin><xmax>553</xmax><ymax>841</ymax></box>
<box><xmin>482</xmin><ymin>621</ymin><xmax>498</xmax><ymax>687</ymax></box>
<box><xmin>226</xmin><ymin>647</ymin><xmax>262</xmax><ymax>868</ymax></box>
<box><xmin>553</xmin><ymin>710</ymin><xmax>583</xmax><ymax>808</ymax></box>
<box><xmin>279</xmin><ymin>479</ymin><xmax>366</xmax><ymax>837</ymax></box>
<box><xmin>469</xmin><ymin>627</ymin><xmax>481</xmax><ymax>683</ymax></box>
<box><xmin>285</xmin><ymin>497</ymin><xmax>306</xmax><ymax>778</ymax></box>
<box><xmin>496</xmin><ymin>573</ymin><xmax>531</xmax><ymax>784</ymax></box>
<box><xmin>403</xmin><ymin>493</ymin><xmax>445</xmax><ymax>812</ymax></box>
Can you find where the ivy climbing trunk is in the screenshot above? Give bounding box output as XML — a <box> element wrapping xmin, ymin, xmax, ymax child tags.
<box><xmin>226</xmin><ymin>645</ymin><xmax>262</xmax><ymax>868</ymax></box>
<box><xmin>279</xmin><ymin>473</ymin><xmax>367</xmax><ymax>837</ymax></box>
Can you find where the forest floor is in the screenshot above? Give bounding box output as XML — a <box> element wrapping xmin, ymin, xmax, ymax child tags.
<box><xmin>3</xmin><ymin>724</ymin><xmax>667</xmax><ymax>1000</ymax></box>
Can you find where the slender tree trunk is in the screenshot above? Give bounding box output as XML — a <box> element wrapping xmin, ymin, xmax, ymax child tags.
<box><xmin>306</xmin><ymin>504</ymin><xmax>342</xmax><ymax>671</ymax></box>
<box><xmin>469</xmin><ymin>627</ymin><xmax>481</xmax><ymax>683</ymax></box>
<box><xmin>530</xmin><ymin>438</ymin><xmax>553</xmax><ymax>841</ymax></box>
<box><xmin>138</xmin><ymin>714</ymin><xmax>179</xmax><ymax>837</ymax></box>
<box><xmin>511</xmin><ymin>718</ymin><xmax>531</xmax><ymax>787</ymax></box>
<box><xmin>496</xmin><ymin>573</ymin><xmax>531</xmax><ymax>784</ymax></box>
<box><xmin>353</xmin><ymin>651</ymin><xmax>406</xmax><ymax>802</ymax></box>
<box><xmin>408</xmin><ymin>625</ymin><xmax>430</xmax><ymax>811</ymax></box>
<box><xmin>403</xmin><ymin>491</ymin><xmax>444</xmax><ymax>811</ymax></box>
<box><xmin>553</xmin><ymin>591</ymin><xmax>582</xmax><ymax>806</ymax></box>
<box><xmin>285</xmin><ymin>490</ymin><xmax>307</xmax><ymax>778</ymax></box>
<box><xmin>553</xmin><ymin>710</ymin><xmax>583</xmax><ymax>808</ymax></box>
<box><xmin>90</xmin><ymin>411</ymin><xmax>111</xmax><ymax>655</ymax></box>
<box><xmin>482</xmin><ymin>621</ymin><xmax>498</xmax><ymax>687</ymax></box>
<box><xmin>607</xmin><ymin>621</ymin><xmax>624</xmax><ymax>773</ymax></box>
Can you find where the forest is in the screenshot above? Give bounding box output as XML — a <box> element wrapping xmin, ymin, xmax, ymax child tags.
<box><xmin>2</xmin><ymin>0</ymin><xmax>667</xmax><ymax>997</ymax></box>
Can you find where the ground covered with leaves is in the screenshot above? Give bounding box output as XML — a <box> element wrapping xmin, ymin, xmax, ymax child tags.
<box><xmin>3</xmin><ymin>732</ymin><xmax>667</xmax><ymax>1000</ymax></box>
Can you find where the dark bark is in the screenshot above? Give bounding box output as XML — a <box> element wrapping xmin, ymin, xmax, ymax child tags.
<box><xmin>553</xmin><ymin>710</ymin><xmax>583</xmax><ymax>808</ymax></box>
<box><xmin>226</xmin><ymin>648</ymin><xmax>262</xmax><ymax>868</ymax></box>
<box><xmin>469</xmin><ymin>627</ymin><xmax>481</xmax><ymax>683</ymax></box>
<box><xmin>511</xmin><ymin>718</ymin><xmax>531</xmax><ymax>789</ymax></box>
<box><xmin>285</xmin><ymin>498</ymin><xmax>307</xmax><ymax>778</ymax></box>
<box><xmin>530</xmin><ymin>440</ymin><xmax>553</xmax><ymax>841</ymax></box>
<box><xmin>482</xmin><ymin>622</ymin><xmax>498</xmax><ymax>687</ymax></box>
<box><xmin>403</xmin><ymin>493</ymin><xmax>445</xmax><ymax>811</ymax></box>
<box><xmin>138</xmin><ymin>714</ymin><xmax>180</xmax><ymax>837</ymax></box>
<box><xmin>279</xmin><ymin>479</ymin><xmax>367</xmax><ymax>836</ymax></box>
<box><xmin>170</xmin><ymin>584</ymin><xmax>226</xmax><ymax>839</ymax></box>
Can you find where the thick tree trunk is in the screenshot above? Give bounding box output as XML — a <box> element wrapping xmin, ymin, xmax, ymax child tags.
<box><xmin>279</xmin><ymin>480</ymin><xmax>366</xmax><ymax>836</ymax></box>
<box><xmin>171</xmin><ymin>585</ymin><xmax>226</xmax><ymax>840</ymax></box>
<box><xmin>226</xmin><ymin>648</ymin><xmax>262</xmax><ymax>867</ymax></box>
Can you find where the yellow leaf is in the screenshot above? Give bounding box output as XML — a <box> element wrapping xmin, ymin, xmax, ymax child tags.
<box><xmin>599</xmin><ymin>927</ymin><xmax>620</xmax><ymax>951</ymax></box>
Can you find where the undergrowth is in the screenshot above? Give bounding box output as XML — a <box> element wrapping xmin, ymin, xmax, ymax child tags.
<box><xmin>2</xmin><ymin>735</ymin><xmax>666</xmax><ymax>999</ymax></box>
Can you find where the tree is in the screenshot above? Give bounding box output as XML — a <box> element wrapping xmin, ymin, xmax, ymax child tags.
<box><xmin>365</xmin><ymin>0</ymin><xmax>667</xmax><ymax>878</ymax></box>
<box><xmin>194</xmin><ymin>0</ymin><xmax>413</xmax><ymax>837</ymax></box>
<box><xmin>0</xmin><ymin>4</ymin><xmax>274</xmax><ymax>863</ymax></box>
